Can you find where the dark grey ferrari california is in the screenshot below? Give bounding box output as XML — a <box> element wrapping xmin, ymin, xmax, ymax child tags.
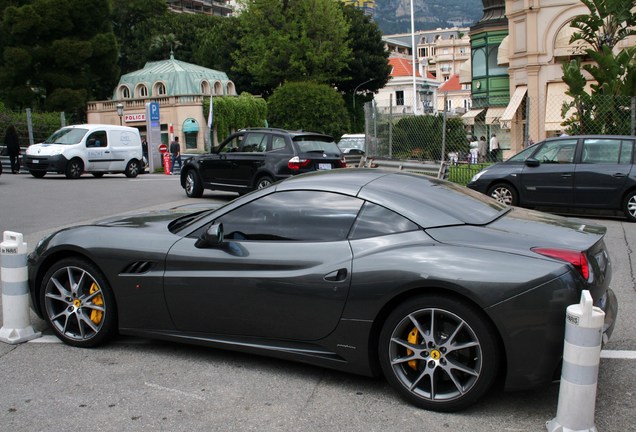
<box><xmin>27</xmin><ymin>169</ymin><xmax>618</xmax><ymax>412</ymax></box>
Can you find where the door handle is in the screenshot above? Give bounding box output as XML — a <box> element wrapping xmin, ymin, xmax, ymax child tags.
<box><xmin>612</xmin><ymin>173</ymin><xmax>626</xmax><ymax>178</ymax></box>
<box><xmin>561</xmin><ymin>173</ymin><xmax>572</xmax><ymax>178</ymax></box>
<box><xmin>324</xmin><ymin>268</ymin><xmax>348</xmax><ymax>282</ymax></box>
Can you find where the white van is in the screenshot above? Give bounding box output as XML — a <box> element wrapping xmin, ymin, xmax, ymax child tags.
<box><xmin>24</xmin><ymin>124</ymin><xmax>143</xmax><ymax>179</ymax></box>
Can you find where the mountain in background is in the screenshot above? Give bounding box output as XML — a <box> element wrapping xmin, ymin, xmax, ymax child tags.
<box><xmin>374</xmin><ymin>0</ymin><xmax>483</xmax><ymax>35</ymax></box>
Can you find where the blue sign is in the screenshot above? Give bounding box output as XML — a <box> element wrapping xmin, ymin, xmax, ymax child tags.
<box><xmin>149</xmin><ymin>102</ymin><xmax>160</xmax><ymax>122</ymax></box>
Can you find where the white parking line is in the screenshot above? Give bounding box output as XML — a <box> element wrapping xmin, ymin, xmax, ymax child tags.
<box><xmin>600</xmin><ymin>350</ymin><xmax>636</xmax><ymax>359</ymax></box>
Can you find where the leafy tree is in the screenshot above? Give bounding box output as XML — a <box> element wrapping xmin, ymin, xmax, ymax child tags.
<box><xmin>561</xmin><ymin>0</ymin><xmax>636</xmax><ymax>134</ymax></box>
<box><xmin>110</xmin><ymin>0</ymin><xmax>167</xmax><ymax>74</ymax></box>
<box><xmin>337</xmin><ymin>4</ymin><xmax>391</xmax><ymax>132</ymax></box>
<box><xmin>204</xmin><ymin>93</ymin><xmax>268</xmax><ymax>143</ymax></box>
<box><xmin>267</xmin><ymin>82</ymin><xmax>350</xmax><ymax>138</ymax></box>
<box><xmin>232</xmin><ymin>0</ymin><xmax>352</xmax><ymax>96</ymax></box>
<box><xmin>0</xmin><ymin>0</ymin><xmax>119</xmax><ymax>116</ymax></box>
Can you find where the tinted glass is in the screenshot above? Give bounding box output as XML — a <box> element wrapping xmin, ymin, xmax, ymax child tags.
<box><xmin>241</xmin><ymin>133</ymin><xmax>267</xmax><ymax>152</ymax></box>
<box><xmin>270</xmin><ymin>135</ymin><xmax>289</xmax><ymax>151</ymax></box>
<box><xmin>582</xmin><ymin>138</ymin><xmax>632</xmax><ymax>164</ymax></box>
<box><xmin>293</xmin><ymin>136</ymin><xmax>340</xmax><ymax>153</ymax></box>
<box><xmin>217</xmin><ymin>135</ymin><xmax>243</xmax><ymax>153</ymax></box>
<box><xmin>217</xmin><ymin>191</ymin><xmax>363</xmax><ymax>242</ymax></box>
<box><xmin>507</xmin><ymin>144</ymin><xmax>538</xmax><ymax>162</ymax></box>
<box><xmin>350</xmin><ymin>202</ymin><xmax>418</xmax><ymax>240</ymax></box>
<box><xmin>338</xmin><ymin>136</ymin><xmax>365</xmax><ymax>150</ymax></box>
<box><xmin>532</xmin><ymin>139</ymin><xmax>578</xmax><ymax>164</ymax></box>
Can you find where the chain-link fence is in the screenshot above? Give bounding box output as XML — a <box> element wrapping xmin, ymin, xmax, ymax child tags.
<box><xmin>365</xmin><ymin>94</ymin><xmax>636</xmax><ymax>165</ymax></box>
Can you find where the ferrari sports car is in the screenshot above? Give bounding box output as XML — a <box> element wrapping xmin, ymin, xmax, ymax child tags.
<box><xmin>27</xmin><ymin>169</ymin><xmax>618</xmax><ymax>412</ymax></box>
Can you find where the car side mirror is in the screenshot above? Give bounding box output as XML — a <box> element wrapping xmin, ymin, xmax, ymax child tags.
<box><xmin>195</xmin><ymin>223</ymin><xmax>224</xmax><ymax>248</ymax></box>
<box><xmin>525</xmin><ymin>158</ymin><xmax>540</xmax><ymax>168</ymax></box>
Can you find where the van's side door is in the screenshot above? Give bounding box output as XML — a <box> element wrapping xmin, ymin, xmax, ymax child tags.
<box><xmin>84</xmin><ymin>130</ymin><xmax>111</xmax><ymax>171</ymax></box>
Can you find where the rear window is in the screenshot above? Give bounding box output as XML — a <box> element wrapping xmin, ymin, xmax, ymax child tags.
<box><xmin>338</xmin><ymin>136</ymin><xmax>365</xmax><ymax>150</ymax></box>
<box><xmin>293</xmin><ymin>136</ymin><xmax>340</xmax><ymax>153</ymax></box>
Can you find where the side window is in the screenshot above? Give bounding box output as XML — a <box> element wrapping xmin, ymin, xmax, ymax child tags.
<box><xmin>582</xmin><ymin>139</ymin><xmax>629</xmax><ymax>164</ymax></box>
<box><xmin>350</xmin><ymin>202</ymin><xmax>419</xmax><ymax>240</ymax></box>
<box><xmin>219</xmin><ymin>135</ymin><xmax>243</xmax><ymax>153</ymax></box>
<box><xmin>240</xmin><ymin>133</ymin><xmax>267</xmax><ymax>152</ymax></box>
<box><xmin>270</xmin><ymin>135</ymin><xmax>289</xmax><ymax>152</ymax></box>
<box><xmin>620</xmin><ymin>140</ymin><xmax>634</xmax><ymax>164</ymax></box>
<box><xmin>533</xmin><ymin>139</ymin><xmax>577</xmax><ymax>164</ymax></box>
<box><xmin>86</xmin><ymin>131</ymin><xmax>107</xmax><ymax>148</ymax></box>
<box><xmin>217</xmin><ymin>191</ymin><xmax>363</xmax><ymax>242</ymax></box>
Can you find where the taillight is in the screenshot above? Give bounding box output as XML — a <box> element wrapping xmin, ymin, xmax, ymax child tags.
<box><xmin>288</xmin><ymin>156</ymin><xmax>311</xmax><ymax>170</ymax></box>
<box><xmin>531</xmin><ymin>247</ymin><xmax>590</xmax><ymax>279</ymax></box>
<box><xmin>336</xmin><ymin>157</ymin><xmax>346</xmax><ymax>168</ymax></box>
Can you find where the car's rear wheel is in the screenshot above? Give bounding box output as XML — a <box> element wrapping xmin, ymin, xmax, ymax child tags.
<box><xmin>185</xmin><ymin>170</ymin><xmax>203</xmax><ymax>198</ymax></box>
<box><xmin>124</xmin><ymin>160</ymin><xmax>140</xmax><ymax>178</ymax></box>
<box><xmin>40</xmin><ymin>258</ymin><xmax>117</xmax><ymax>347</ymax></box>
<box><xmin>622</xmin><ymin>190</ymin><xmax>636</xmax><ymax>222</ymax></box>
<box><xmin>255</xmin><ymin>175</ymin><xmax>274</xmax><ymax>190</ymax></box>
<box><xmin>65</xmin><ymin>158</ymin><xmax>84</xmax><ymax>179</ymax></box>
<box><xmin>379</xmin><ymin>295</ymin><xmax>500</xmax><ymax>412</ymax></box>
<box><xmin>30</xmin><ymin>170</ymin><xmax>46</xmax><ymax>178</ymax></box>
<box><xmin>487</xmin><ymin>183</ymin><xmax>518</xmax><ymax>206</ymax></box>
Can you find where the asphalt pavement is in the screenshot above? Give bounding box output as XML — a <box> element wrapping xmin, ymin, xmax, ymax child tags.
<box><xmin>0</xmin><ymin>172</ymin><xmax>634</xmax><ymax>431</ymax></box>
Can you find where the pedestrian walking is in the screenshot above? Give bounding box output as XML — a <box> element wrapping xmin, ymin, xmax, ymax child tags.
<box><xmin>4</xmin><ymin>125</ymin><xmax>20</xmax><ymax>174</ymax></box>
<box><xmin>478</xmin><ymin>136</ymin><xmax>487</xmax><ymax>162</ymax></box>
<box><xmin>170</xmin><ymin>136</ymin><xmax>182</xmax><ymax>174</ymax></box>
<box><xmin>489</xmin><ymin>133</ymin><xmax>500</xmax><ymax>162</ymax></box>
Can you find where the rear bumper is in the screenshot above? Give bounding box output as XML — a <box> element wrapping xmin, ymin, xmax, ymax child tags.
<box><xmin>601</xmin><ymin>288</ymin><xmax>618</xmax><ymax>345</ymax></box>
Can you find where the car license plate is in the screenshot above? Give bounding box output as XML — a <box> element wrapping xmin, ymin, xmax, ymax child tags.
<box><xmin>33</xmin><ymin>159</ymin><xmax>39</xmax><ymax>163</ymax></box>
<box><xmin>318</xmin><ymin>163</ymin><xmax>332</xmax><ymax>170</ymax></box>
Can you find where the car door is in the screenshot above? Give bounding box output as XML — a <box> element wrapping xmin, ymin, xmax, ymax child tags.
<box><xmin>84</xmin><ymin>130</ymin><xmax>111</xmax><ymax>171</ymax></box>
<box><xmin>574</xmin><ymin>137</ymin><xmax>634</xmax><ymax>208</ymax></box>
<box><xmin>519</xmin><ymin>138</ymin><xmax>578</xmax><ymax>206</ymax></box>
<box><xmin>163</xmin><ymin>190</ymin><xmax>362</xmax><ymax>341</ymax></box>
<box><xmin>198</xmin><ymin>134</ymin><xmax>244</xmax><ymax>188</ymax></box>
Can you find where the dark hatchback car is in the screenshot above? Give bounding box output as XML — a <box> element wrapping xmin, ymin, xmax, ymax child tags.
<box><xmin>180</xmin><ymin>128</ymin><xmax>345</xmax><ymax>197</ymax></box>
<box><xmin>468</xmin><ymin>135</ymin><xmax>636</xmax><ymax>221</ymax></box>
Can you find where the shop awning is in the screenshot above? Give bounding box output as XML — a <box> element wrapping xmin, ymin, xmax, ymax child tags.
<box><xmin>485</xmin><ymin>107</ymin><xmax>506</xmax><ymax>125</ymax></box>
<box><xmin>499</xmin><ymin>86</ymin><xmax>527</xmax><ymax>129</ymax></box>
<box><xmin>497</xmin><ymin>36</ymin><xmax>510</xmax><ymax>66</ymax></box>
<box><xmin>461</xmin><ymin>108</ymin><xmax>485</xmax><ymax>125</ymax></box>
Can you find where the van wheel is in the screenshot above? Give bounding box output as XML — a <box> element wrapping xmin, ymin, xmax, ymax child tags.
<box><xmin>65</xmin><ymin>159</ymin><xmax>84</xmax><ymax>179</ymax></box>
<box><xmin>125</xmin><ymin>160</ymin><xmax>140</xmax><ymax>178</ymax></box>
<box><xmin>30</xmin><ymin>170</ymin><xmax>46</xmax><ymax>178</ymax></box>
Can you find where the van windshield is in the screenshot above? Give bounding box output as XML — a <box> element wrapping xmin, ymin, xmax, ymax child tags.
<box><xmin>43</xmin><ymin>128</ymin><xmax>88</xmax><ymax>145</ymax></box>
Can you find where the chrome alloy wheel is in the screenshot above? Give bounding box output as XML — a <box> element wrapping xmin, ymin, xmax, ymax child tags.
<box><xmin>626</xmin><ymin>193</ymin><xmax>636</xmax><ymax>220</ymax></box>
<box><xmin>44</xmin><ymin>266</ymin><xmax>107</xmax><ymax>342</ymax></box>
<box><xmin>388</xmin><ymin>308</ymin><xmax>482</xmax><ymax>403</ymax></box>
<box><xmin>490</xmin><ymin>186</ymin><xmax>514</xmax><ymax>205</ymax></box>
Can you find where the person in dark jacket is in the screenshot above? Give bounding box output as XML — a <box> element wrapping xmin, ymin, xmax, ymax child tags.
<box><xmin>4</xmin><ymin>125</ymin><xmax>20</xmax><ymax>174</ymax></box>
<box><xmin>169</xmin><ymin>136</ymin><xmax>182</xmax><ymax>174</ymax></box>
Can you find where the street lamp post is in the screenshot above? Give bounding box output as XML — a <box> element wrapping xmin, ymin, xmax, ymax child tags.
<box><xmin>116</xmin><ymin>103</ymin><xmax>124</xmax><ymax>126</ymax></box>
<box><xmin>353</xmin><ymin>78</ymin><xmax>374</xmax><ymax>131</ymax></box>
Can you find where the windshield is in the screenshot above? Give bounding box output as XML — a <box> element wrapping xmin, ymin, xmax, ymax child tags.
<box><xmin>507</xmin><ymin>143</ymin><xmax>539</xmax><ymax>162</ymax></box>
<box><xmin>294</xmin><ymin>137</ymin><xmax>340</xmax><ymax>153</ymax></box>
<box><xmin>338</xmin><ymin>136</ymin><xmax>365</xmax><ymax>150</ymax></box>
<box><xmin>43</xmin><ymin>128</ymin><xmax>88</xmax><ymax>145</ymax></box>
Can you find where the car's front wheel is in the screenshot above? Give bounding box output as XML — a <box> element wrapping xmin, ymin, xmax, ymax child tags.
<box><xmin>65</xmin><ymin>158</ymin><xmax>84</xmax><ymax>179</ymax></box>
<box><xmin>487</xmin><ymin>183</ymin><xmax>518</xmax><ymax>206</ymax></box>
<box><xmin>40</xmin><ymin>258</ymin><xmax>117</xmax><ymax>347</ymax></box>
<box><xmin>622</xmin><ymin>190</ymin><xmax>636</xmax><ymax>222</ymax></box>
<box><xmin>379</xmin><ymin>295</ymin><xmax>500</xmax><ymax>412</ymax></box>
<box><xmin>185</xmin><ymin>170</ymin><xmax>204</xmax><ymax>198</ymax></box>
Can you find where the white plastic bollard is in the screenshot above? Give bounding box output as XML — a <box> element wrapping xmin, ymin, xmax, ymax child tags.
<box><xmin>546</xmin><ymin>290</ymin><xmax>604</xmax><ymax>432</ymax></box>
<box><xmin>0</xmin><ymin>231</ymin><xmax>41</xmax><ymax>344</ymax></box>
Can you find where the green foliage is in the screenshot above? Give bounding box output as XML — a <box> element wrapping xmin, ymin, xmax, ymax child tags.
<box><xmin>232</xmin><ymin>0</ymin><xmax>351</xmax><ymax>96</ymax></box>
<box><xmin>267</xmin><ymin>82</ymin><xmax>350</xmax><ymax>138</ymax></box>
<box><xmin>203</xmin><ymin>94</ymin><xmax>268</xmax><ymax>143</ymax></box>
<box><xmin>561</xmin><ymin>0</ymin><xmax>636</xmax><ymax>134</ymax></box>
<box><xmin>391</xmin><ymin>116</ymin><xmax>467</xmax><ymax>160</ymax></box>
<box><xmin>0</xmin><ymin>0</ymin><xmax>119</xmax><ymax>115</ymax></box>
<box><xmin>0</xmin><ymin>101</ymin><xmax>68</xmax><ymax>144</ymax></box>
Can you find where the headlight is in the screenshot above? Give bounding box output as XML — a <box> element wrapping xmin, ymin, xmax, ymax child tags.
<box><xmin>470</xmin><ymin>169</ymin><xmax>488</xmax><ymax>182</ymax></box>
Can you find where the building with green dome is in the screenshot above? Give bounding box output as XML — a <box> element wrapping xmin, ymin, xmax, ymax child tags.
<box><xmin>87</xmin><ymin>53</ymin><xmax>236</xmax><ymax>152</ymax></box>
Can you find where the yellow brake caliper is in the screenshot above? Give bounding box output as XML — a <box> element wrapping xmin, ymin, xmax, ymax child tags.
<box><xmin>407</xmin><ymin>328</ymin><xmax>419</xmax><ymax>370</ymax></box>
<box><xmin>89</xmin><ymin>283</ymin><xmax>104</xmax><ymax>325</ymax></box>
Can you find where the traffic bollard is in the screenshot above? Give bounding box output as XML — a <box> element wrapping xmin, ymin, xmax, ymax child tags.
<box><xmin>546</xmin><ymin>290</ymin><xmax>604</xmax><ymax>432</ymax></box>
<box><xmin>0</xmin><ymin>231</ymin><xmax>41</xmax><ymax>344</ymax></box>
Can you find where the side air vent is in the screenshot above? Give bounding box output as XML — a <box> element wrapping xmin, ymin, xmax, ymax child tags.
<box><xmin>121</xmin><ymin>261</ymin><xmax>155</xmax><ymax>275</ymax></box>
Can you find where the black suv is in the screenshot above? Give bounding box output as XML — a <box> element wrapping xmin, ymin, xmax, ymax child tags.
<box><xmin>180</xmin><ymin>128</ymin><xmax>345</xmax><ymax>197</ymax></box>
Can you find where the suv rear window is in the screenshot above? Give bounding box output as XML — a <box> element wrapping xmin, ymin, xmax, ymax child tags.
<box><xmin>293</xmin><ymin>136</ymin><xmax>340</xmax><ymax>153</ymax></box>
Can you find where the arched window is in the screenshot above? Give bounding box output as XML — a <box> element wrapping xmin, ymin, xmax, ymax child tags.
<box><xmin>201</xmin><ymin>81</ymin><xmax>211</xmax><ymax>95</ymax></box>
<box><xmin>213</xmin><ymin>81</ymin><xmax>223</xmax><ymax>95</ymax></box>
<box><xmin>137</xmin><ymin>84</ymin><xmax>148</xmax><ymax>97</ymax></box>
<box><xmin>226</xmin><ymin>81</ymin><xmax>236</xmax><ymax>96</ymax></box>
<box><xmin>119</xmin><ymin>85</ymin><xmax>131</xmax><ymax>99</ymax></box>
<box><xmin>154</xmin><ymin>82</ymin><xmax>166</xmax><ymax>96</ymax></box>
<box><xmin>472</xmin><ymin>48</ymin><xmax>487</xmax><ymax>77</ymax></box>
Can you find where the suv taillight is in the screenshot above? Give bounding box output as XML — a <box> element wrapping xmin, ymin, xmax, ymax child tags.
<box><xmin>531</xmin><ymin>247</ymin><xmax>590</xmax><ymax>280</ymax></box>
<box><xmin>288</xmin><ymin>156</ymin><xmax>310</xmax><ymax>170</ymax></box>
<box><xmin>336</xmin><ymin>157</ymin><xmax>346</xmax><ymax>168</ymax></box>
